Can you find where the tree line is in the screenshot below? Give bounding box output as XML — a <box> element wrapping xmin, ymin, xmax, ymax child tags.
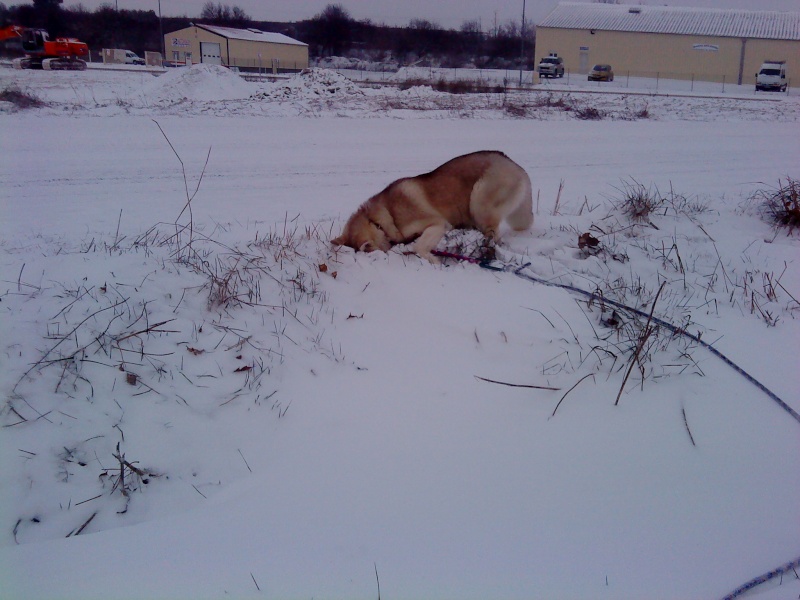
<box><xmin>304</xmin><ymin>4</ymin><xmax>536</xmax><ymax>69</ymax></box>
<box><xmin>0</xmin><ymin>1</ymin><xmax>536</xmax><ymax>69</ymax></box>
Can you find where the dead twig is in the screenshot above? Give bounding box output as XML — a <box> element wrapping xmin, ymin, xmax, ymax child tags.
<box><xmin>474</xmin><ymin>375</ymin><xmax>560</xmax><ymax>391</ymax></box>
<box><xmin>152</xmin><ymin>119</ymin><xmax>212</xmax><ymax>261</ymax></box>
<box><xmin>113</xmin><ymin>319</ymin><xmax>178</xmax><ymax>344</ymax></box>
<box><xmin>523</xmin><ymin>306</ymin><xmax>556</xmax><ymax>328</ymax></box>
<box><xmin>237</xmin><ymin>448</ymin><xmax>253</xmax><ymax>473</ymax></box>
<box><xmin>13</xmin><ymin>297</ymin><xmax>130</xmax><ymax>393</ymax></box>
<box><xmin>74</xmin><ymin>494</ymin><xmax>103</xmax><ymax>506</ymax></box>
<box><xmin>682</xmin><ymin>407</ymin><xmax>696</xmax><ymax>446</ymax></box>
<box><xmin>614</xmin><ymin>281</ymin><xmax>666</xmax><ymax>406</ymax></box>
<box><xmin>67</xmin><ymin>511</ymin><xmax>98</xmax><ymax>537</ymax></box>
<box><xmin>552</xmin><ymin>179</ymin><xmax>565</xmax><ymax>215</ymax></box>
<box><xmin>111</xmin><ymin>208</ymin><xmax>123</xmax><ymax>250</ymax></box>
<box><xmin>551</xmin><ymin>373</ymin><xmax>595</xmax><ymax>417</ymax></box>
<box><xmin>13</xmin><ymin>519</ymin><xmax>22</xmax><ymax>544</ymax></box>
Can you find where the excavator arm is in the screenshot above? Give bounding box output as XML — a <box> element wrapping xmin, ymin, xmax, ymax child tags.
<box><xmin>0</xmin><ymin>24</ymin><xmax>25</xmax><ymax>41</ymax></box>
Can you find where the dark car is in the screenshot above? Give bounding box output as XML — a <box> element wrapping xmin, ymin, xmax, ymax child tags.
<box><xmin>588</xmin><ymin>64</ymin><xmax>614</xmax><ymax>82</ymax></box>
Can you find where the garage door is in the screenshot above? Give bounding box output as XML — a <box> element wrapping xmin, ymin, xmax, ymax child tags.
<box><xmin>200</xmin><ymin>42</ymin><xmax>222</xmax><ymax>65</ymax></box>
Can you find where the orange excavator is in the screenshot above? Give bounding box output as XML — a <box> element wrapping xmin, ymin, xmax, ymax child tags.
<box><xmin>1</xmin><ymin>24</ymin><xmax>89</xmax><ymax>70</ymax></box>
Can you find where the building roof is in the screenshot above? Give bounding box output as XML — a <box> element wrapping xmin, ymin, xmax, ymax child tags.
<box><xmin>538</xmin><ymin>2</ymin><xmax>800</xmax><ymax>41</ymax></box>
<box><xmin>195</xmin><ymin>24</ymin><xmax>307</xmax><ymax>46</ymax></box>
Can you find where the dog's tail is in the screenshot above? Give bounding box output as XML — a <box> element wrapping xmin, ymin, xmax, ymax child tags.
<box><xmin>506</xmin><ymin>176</ymin><xmax>534</xmax><ymax>231</ymax></box>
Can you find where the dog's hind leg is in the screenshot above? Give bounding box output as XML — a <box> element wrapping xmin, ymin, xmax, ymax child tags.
<box><xmin>472</xmin><ymin>163</ymin><xmax>534</xmax><ymax>237</ymax></box>
<box><xmin>470</xmin><ymin>195</ymin><xmax>503</xmax><ymax>241</ymax></box>
<box><xmin>506</xmin><ymin>178</ymin><xmax>534</xmax><ymax>231</ymax></box>
<box><xmin>413</xmin><ymin>222</ymin><xmax>450</xmax><ymax>263</ymax></box>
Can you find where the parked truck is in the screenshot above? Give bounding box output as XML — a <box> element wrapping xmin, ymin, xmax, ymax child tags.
<box><xmin>756</xmin><ymin>60</ymin><xmax>787</xmax><ymax>92</ymax></box>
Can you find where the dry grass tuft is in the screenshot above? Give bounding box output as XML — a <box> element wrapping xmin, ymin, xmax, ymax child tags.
<box><xmin>398</xmin><ymin>76</ymin><xmax>504</xmax><ymax>94</ymax></box>
<box><xmin>574</xmin><ymin>106</ymin><xmax>604</xmax><ymax>120</ymax></box>
<box><xmin>611</xmin><ymin>179</ymin><xmax>666</xmax><ymax>222</ymax></box>
<box><xmin>0</xmin><ymin>86</ymin><xmax>46</xmax><ymax>109</ymax></box>
<box><xmin>751</xmin><ymin>177</ymin><xmax>800</xmax><ymax>233</ymax></box>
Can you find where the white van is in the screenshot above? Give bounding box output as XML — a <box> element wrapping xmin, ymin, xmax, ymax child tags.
<box><xmin>756</xmin><ymin>61</ymin><xmax>787</xmax><ymax>92</ymax></box>
<box><xmin>123</xmin><ymin>50</ymin><xmax>145</xmax><ymax>66</ymax></box>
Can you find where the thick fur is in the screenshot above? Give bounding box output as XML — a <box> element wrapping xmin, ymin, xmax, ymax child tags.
<box><xmin>331</xmin><ymin>151</ymin><xmax>533</xmax><ymax>263</ymax></box>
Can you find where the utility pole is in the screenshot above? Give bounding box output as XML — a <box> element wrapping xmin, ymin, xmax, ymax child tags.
<box><xmin>519</xmin><ymin>0</ymin><xmax>526</xmax><ymax>86</ymax></box>
<box><xmin>158</xmin><ymin>0</ymin><xmax>165</xmax><ymax>63</ymax></box>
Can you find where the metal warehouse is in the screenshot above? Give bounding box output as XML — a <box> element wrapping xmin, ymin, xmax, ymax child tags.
<box><xmin>165</xmin><ymin>24</ymin><xmax>308</xmax><ymax>72</ymax></box>
<box><xmin>536</xmin><ymin>2</ymin><xmax>799</xmax><ymax>85</ymax></box>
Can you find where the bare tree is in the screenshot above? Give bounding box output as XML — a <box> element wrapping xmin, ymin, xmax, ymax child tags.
<box><xmin>308</xmin><ymin>4</ymin><xmax>354</xmax><ymax>56</ymax></box>
<box><xmin>409</xmin><ymin>18</ymin><xmax>440</xmax><ymax>31</ymax></box>
<box><xmin>200</xmin><ymin>2</ymin><xmax>250</xmax><ymax>26</ymax></box>
<box><xmin>460</xmin><ymin>19</ymin><xmax>482</xmax><ymax>36</ymax></box>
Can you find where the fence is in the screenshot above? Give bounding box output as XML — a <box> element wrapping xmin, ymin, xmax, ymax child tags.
<box><xmin>551</xmin><ymin>68</ymin><xmax>793</xmax><ymax>95</ymax></box>
<box><xmin>226</xmin><ymin>58</ymin><xmax>305</xmax><ymax>75</ymax></box>
<box><xmin>329</xmin><ymin>66</ymin><xmax>538</xmax><ymax>89</ymax></box>
<box><xmin>327</xmin><ymin>65</ymin><xmax>794</xmax><ymax>96</ymax></box>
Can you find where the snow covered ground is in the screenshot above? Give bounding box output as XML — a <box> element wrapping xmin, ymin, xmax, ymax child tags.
<box><xmin>1</xmin><ymin>65</ymin><xmax>799</xmax><ymax>599</ymax></box>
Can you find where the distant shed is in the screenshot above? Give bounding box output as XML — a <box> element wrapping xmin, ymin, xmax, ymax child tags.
<box><xmin>165</xmin><ymin>24</ymin><xmax>308</xmax><ymax>72</ymax></box>
<box><xmin>536</xmin><ymin>2</ymin><xmax>800</xmax><ymax>85</ymax></box>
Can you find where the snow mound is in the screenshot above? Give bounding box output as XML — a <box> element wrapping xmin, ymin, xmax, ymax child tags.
<box><xmin>397</xmin><ymin>84</ymin><xmax>443</xmax><ymax>97</ymax></box>
<box><xmin>258</xmin><ymin>68</ymin><xmax>362</xmax><ymax>101</ymax></box>
<box><xmin>142</xmin><ymin>64</ymin><xmax>255</xmax><ymax>103</ymax></box>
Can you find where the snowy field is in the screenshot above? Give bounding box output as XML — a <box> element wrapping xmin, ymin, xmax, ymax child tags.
<box><xmin>1</xmin><ymin>65</ymin><xmax>799</xmax><ymax>599</ymax></box>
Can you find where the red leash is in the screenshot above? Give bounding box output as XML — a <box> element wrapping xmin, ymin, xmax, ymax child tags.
<box><xmin>431</xmin><ymin>249</ymin><xmax>482</xmax><ymax>264</ymax></box>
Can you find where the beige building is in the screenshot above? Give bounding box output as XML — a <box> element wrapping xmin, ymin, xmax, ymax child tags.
<box><xmin>165</xmin><ymin>24</ymin><xmax>308</xmax><ymax>72</ymax></box>
<box><xmin>536</xmin><ymin>3</ymin><xmax>800</xmax><ymax>85</ymax></box>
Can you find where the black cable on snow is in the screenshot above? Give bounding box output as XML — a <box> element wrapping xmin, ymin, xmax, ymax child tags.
<box><xmin>512</xmin><ymin>265</ymin><xmax>800</xmax><ymax>425</ymax></box>
<box><xmin>720</xmin><ymin>555</ymin><xmax>800</xmax><ymax>600</ymax></box>
<box><xmin>432</xmin><ymin>250</ymin><xmax>800</xmax><ymax>425</ymax></box>
<box><xmin>506</xmin><ymin>267</ymin><xmax>800</xmax><ymax>600</ymax></box>
<box><xmin>433</xmin><ymin>250</ymin><xmax>800</xmax><ymax>600</ymax></box>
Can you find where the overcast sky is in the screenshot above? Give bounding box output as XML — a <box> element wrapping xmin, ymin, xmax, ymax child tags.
<box><xmin>53</xmin><ymin>0</ymin><xmax>800</xmax><ymax>29</ymax></box>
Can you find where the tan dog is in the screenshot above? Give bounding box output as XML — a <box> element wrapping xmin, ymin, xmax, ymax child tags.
<box><xmin>331</xmin><ymin>151</ymin><xmax>533</xmax><ymax>263</ymax></box>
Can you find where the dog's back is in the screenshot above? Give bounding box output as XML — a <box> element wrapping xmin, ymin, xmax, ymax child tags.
<box><xmin>407</xmin><ymin>151</ymin><xmax>528</xmax><ymax>229</ymax></box>
<box><xmin>333</xmin><ymin>151</ymin><xmax>532</xmax><ymax>261</ymax></box>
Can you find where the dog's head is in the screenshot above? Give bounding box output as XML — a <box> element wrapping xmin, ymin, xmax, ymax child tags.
<box><xmin>331</xmin><ymin>209</ymin><xmax>392</xmax><ymax>253</ymax></box>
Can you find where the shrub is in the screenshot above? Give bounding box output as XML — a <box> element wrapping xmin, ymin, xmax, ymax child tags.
<box><xmin>612</xmin><ymin>179</ymin><xmax>665</xmax><ymax>222</ymax></box>
<box><xmin>398</xmin><ymin>77</ymin><xmax>504</xmax><ymax>95</ymax></box>
<box><xmin>0</xmin><ymin>86</ymin><xmax>45</xmax><ymax>109</ymax></box>
<box><xmin>574</xmin><ymin>106</ymin><xmax>603</xmax><ymax>120</ymax></box>
<box><xmin>752</xmin><ymin>177</ymin><xmax>800</xmax><ymax>232</ymax></box>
